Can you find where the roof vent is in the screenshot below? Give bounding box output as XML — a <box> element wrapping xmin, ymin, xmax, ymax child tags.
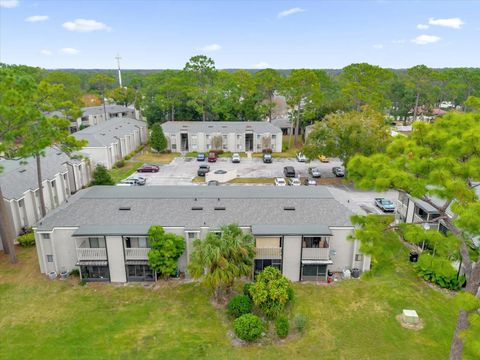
<box><xmin>283</xmin><ymin>206</ymin><xmax>295</xmax><ymax>211</ymax></box>
<box><xmin>19</xmin><ymin>169</ymin><xmax>26</xmax><ymax>173</ymax></box>
<box><xmin>119</xmin><ymin>206</ymin><xmax>131</xmax><ymax>211</ymax></box>
<box><xmin>214</xmin><ymin>207</ymin><xmax>226</xmax><ymax>211</ymax></box>
<box><xmin>191</xmin><ymin>207</ymin><xmax>203</xmax><ymax>210</ymax></box>
<box><xmin>208</xmin><ymin>125</ymin><xmax>214</xmax><ymax>128</ymax></box>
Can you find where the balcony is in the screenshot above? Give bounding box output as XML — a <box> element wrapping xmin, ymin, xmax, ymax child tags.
<box><xmin>255</xmin><ymin>248</ymin><xmax>281</xmax><ymax>259</ymax></box>
<box><xmin>302</xmin><ymin>247</ymin><xmax>330</xmax><ymax>260</ymax></box>
<box><xmin>125</xmin><ymin>247</ymin><xmax>150</xmax><ymax>260</ymax></box>
<box><xmin>76</xmin><ymin>248</ymin><xmax>107</xmax><ymax>261</ymax></box>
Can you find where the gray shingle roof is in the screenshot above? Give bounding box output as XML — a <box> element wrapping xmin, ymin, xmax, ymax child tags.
<box><xmin>271</xmin><ymin>118</ymin><xmax>292</xmax><ymax>129</ymax></box>
<box><xmin>252</xmin><ymin>224</ymin><xmax>332</xmax><ymax>236</ymax></box>
<box><xmin>0</xmin><ymin>148</ymin><xmax>70</xmax><ymax>200</ymax></box>
<box><xmin>161</xmin><ymin>121</ymin><xmax>282</xmax><ymax>134</ymax></box>
<box><xmin>36</xmin><ymin>185</ymin><xmax>355</xmax><ymax>232</ymax></box>
<box><xmin>73</xmin><ymin>117</ymin><xmax>146</xmax><ymax>147</ymax></box>
<box><xmin>81</xmin><ymin>105</ymin><xmax>132</xmax><ymax>117</ymax></box>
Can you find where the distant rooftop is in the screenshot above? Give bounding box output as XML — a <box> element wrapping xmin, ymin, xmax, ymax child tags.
<box><xmin>73</xmin><ymin>117</ymin><xmax>146</xmax><ymax>147</ymax></box>
<box><xmin>81</xmin><ymin>104</ymin><xmax>133</xmax><ymax>117</ymax></box>
<box><xmin>162</xmin><ymin>121</ymin><xmax>282</xmax><ymax>134</ymax></box>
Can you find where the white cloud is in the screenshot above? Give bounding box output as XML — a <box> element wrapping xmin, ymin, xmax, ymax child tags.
<box><xmin>417</xmin><ymin>24</ymin><xmax>429</xmax><ymax>30</ymax></box>
<box><xmin>372</xmin><ymin>44</ymin><xmax>383</xmax><ymax>49</ymax></box>
<box><xmin>253</xmin><ymin>61</ymin><xmax>269</xmax><ymax>69</ymax></box>
<box><xmin>60</xmin><ymin>48</ymin><xmax>80</xmax><ymax>55</ymax></box>
<box><xmin>278</xmin><ymin>7</ymin><xmax>305</xmax><ymax>19</ymax></box>
<box><xmin>392</xmin><ymin>39</ymin><xmax>406</xmax><ymax>44</ymax></box>
<box><xmin>40</xmin><ymin>49</ymin><xmax>52</xmax><ymax>56</ymax></box>
<box><xmin>62</xmin><ymin>19</ymin><xmax>111</xmax><ymax>32</ymax></box>
<box><xmin>428</xmin><ymin>17</ymin><xmax>464</xmax><ymax>29</ymax></box>
<box><xmin>25</xmin><ymin>15</ymin><xmax>49</xmax><ymax>22</ymax></box>
<box><xmin>198</xmin><ymin>43</ymin><xmax>221</xmax><ymax>52</ymax></box>
<box><xmin>411</xmin><ymin>34</ymin><xmax>441</xmax><ymax>45</ymax></box>
<box><xmin>0</xmin><ymin>0</ymin><xmax>19</xmax><ymax>8</ymax></box>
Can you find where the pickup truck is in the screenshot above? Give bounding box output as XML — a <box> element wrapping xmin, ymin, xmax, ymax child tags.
<box><xmin>375</xmin><ymin>198</ymin><xmax>395</xmax><ymax>212</ymax></box>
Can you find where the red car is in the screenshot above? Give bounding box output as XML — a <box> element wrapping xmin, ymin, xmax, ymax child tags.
<box><xmin>137</xmin><ymin>164</ymin><xmax>160</xmax><ymax>173</ymax></box>
<box><xmin>208</xmin><ymin>152</ymin><xmax>217</xmax><ymax>162</ymax></box>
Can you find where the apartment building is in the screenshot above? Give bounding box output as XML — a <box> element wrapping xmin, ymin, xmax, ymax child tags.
<box><xmin>33</xmin><ymin>186</ymin><xmax>370</xmax><ymax>282</ymax></box>
<box><xmin>0</xmin><ymin>148</ymin><xmax>91</xmax><ymax>250</ymax></box>
<box><xmin>79</xmin><ymin>105</ymin><xmax>136</xmax><ymax>128</ymax></box>
<box><xmin>73</xmin><ymin>117</ymin><xmax>148</xmax><ymax>169</ymax></box>
<box><xmin>161</xmin><ymin>121</ymin><xmax>283</xmax><ymax>153</ymax></box>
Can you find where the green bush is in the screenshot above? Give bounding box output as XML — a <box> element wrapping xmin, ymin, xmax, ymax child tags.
<box><xmin>249</xmin><ymin>266</ymin><xmax>292</xmax><ymax>319</ymax></box>
<box><xmin>414</xmin><ymin>254</ymin><xmax>465</xmax><ymax>290</ymax></box>
<box><xmin>114</xmin><ymin>160</ymin><xmax>125</xmax><ymax>168</ymax></box>
<box><xmin>69</xmin><ymin>269</ymin><xmax>80</xmax><ymax>277</ymax></box>
<box><xmin>124</xmin><ymin>154</ymin><xmax>132</xmax><ymax>161</ymax></box>
<box><xmin>227</xmin><ymin>295</ymin><xmax>252</xmax><ymax>318</ymax></box>
<box><xmin>243</xmin><ymin>283</ymin><xmax>252</xmax><ymax>299</ymax></box>
<box><xmin>79</xmin><ymin>280</ymin><xmax>87</xmax><ymax>286</ymax></box>
<box><xmin>294</xmin><ymin>314</ymin><xmax>307</xmax><ymax>333</ymax></box>
<box><xmin>233</xmin><ymin>314</ymin><xmax>264</xmax><ymax>342</ymax></box>
<box><xmin>287</xmin><ymin>287</ymin><xmax>294</xmax><ymax>302</ymax></box>
<box><xmin>91</xmin><ymin>164</ymin><xmax>114</xmax><ymax>185</ymax></box>
<box><xmin>17</xmin><ymin>232</ymin><xmax>35</xmax><ymax>247</ymax></box>
<box><xmin>275</xmin><ymin>316</ymin><xmax>289</xmax><ymax>338</ymax></box>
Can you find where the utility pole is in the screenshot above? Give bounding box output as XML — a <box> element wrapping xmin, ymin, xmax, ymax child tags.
<box><xmin>115</xmin><ymin>53</ymin><xmax>123</xmax><ymax>88</ymax></box>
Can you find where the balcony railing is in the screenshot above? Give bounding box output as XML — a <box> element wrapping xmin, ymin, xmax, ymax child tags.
<box><xmin>302</xmin><ymin>247</ymin><xmax>330</xmax><ymax>260</ymax></box>
<box><xmin>76</xmin><ymin>247</ymin><xmax>107</xmax><ymax>261</ymax></box>
<box><xmin>125</xmin><ymin>247</ymin><xmax>150</xmax><ymax>260</ymax></box>
<box><xmin>255</xmin><ymin>248</ymin><xmax>281</xmax><ymax>259</ymax></box>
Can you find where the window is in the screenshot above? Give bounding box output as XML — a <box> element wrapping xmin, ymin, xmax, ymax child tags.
<box><xmin>254</xmin><ymin>259</ymin><xmax>282</xmax><ymax>274</ymax></box>
<box><xmin>355</xmin><ymin>254</ymin><xmax>364</xmax><ymax>262</ymax></box>
<box><xmin>186</xmin><ymin>232</ymin><xmax>198</xmax><ymax>240</ymax></box>
<box><xmin>42</xmin><ymin>233</ymin><xmax>50</xmax><ymax>240</ymax></box>
<box><xmin>80</xmin><ymin>265</ymin><xmax>110</xmax><ymax>281</ymax></box>
<box><xmin>127</xmin><ymin>265</ymin><xmax>154</xmax><ymax>281</ymax></box>
<box><xmin>303</xmin><ymin>236</ymin><xmax>329</xmax><ymax>248</ymax></box>
<box><xmin>302</xmin><ymin>264</ymin><xmax>327</xmax><ymax>280</ymax></box>
<box><xmin>88</xmin><ymin>237</ymin><xmax>105</xmax><ymax>248</ymax></box>
<box><xmin>51</xmin><ymin>180</ymin><xmax>56</xmax><ymax>188</ymax></box>
<box><xmin>46</xmin><ymin>255</ymin><xmax>54</xmax><ymax>262</ymax></box>
<box><xmin>272</xmin><ymin>134</ymin><xmax>276</xmax><ymax>140</ymax></box>
<box><xmin>124</xmin><ymin>236</ymin><xmax>149</xmax><ymax>248</ymax></box>
<box><xmin>18</xmin><ymin>199</ymin><xmax>25</xmax><ymax>208</ymax></box>
<box><xmin>415</xmin><ymin>207</ymin><xmax>428</xmax><ymax>220</ymax></box>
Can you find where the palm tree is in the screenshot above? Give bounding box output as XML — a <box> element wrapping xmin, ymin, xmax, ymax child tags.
<box><xmin>188</xmin><ymin>224</ymin><xmax>255</xmax><ymax>302</ymax></box>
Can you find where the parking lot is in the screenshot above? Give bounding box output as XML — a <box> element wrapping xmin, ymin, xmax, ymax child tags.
<box><xmin>134</xmin><ymin>156</ymin><xmax>344</xmax><ymax>185</ymax></box>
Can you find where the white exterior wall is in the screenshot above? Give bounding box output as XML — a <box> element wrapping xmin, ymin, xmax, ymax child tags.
<box><xmin>282</xmin><ymin>235</ymin><xmax>302</xmax><ymax>281</ymax></box>
<box><xmin>80</xmin><ymin>147</ymin><xmax>111</xmax><ymax>169</ymax></box>
<box><xmin>105</xmin><ymin>236</ymin><xmax>127</xmax><ymax>283</ymax></box>
<box><xmin>329</xmin><ymin>228</ymin><xmax>370</xmax><ymax>273</ymax></box>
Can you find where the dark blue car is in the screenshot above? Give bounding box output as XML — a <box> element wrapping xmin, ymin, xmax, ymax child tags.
<box><xmin>197</xmin><ymin>153</ymin><xmax>206</xmax><ymax>161</ymax></box>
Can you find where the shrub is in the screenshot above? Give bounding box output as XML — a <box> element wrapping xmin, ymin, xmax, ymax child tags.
<box><xmin>233</xmin><ymin>314</ymin><xmax>264</xmax><ymax>342</ymax></box>
<box><xmin>79</xmin><ymin>280</ymin><xmax>87</xmax><ymax>286</ymax></box>
<box><xmin>150</xmin><ymin>123</ymin><xmax>167</xmax><ymax>152</ymax></box>
<box><xmin>124</xmin><ymin>154</ymin><xmax>132</xmax><ymax>161</ymax></box>
<box><xmin>249</xmin><ymin>266</ymin><xmax>292</xmax><ymax>319</ymax></box>
<box><xmin>243</xmin><ymin>283</ymin><xmax>253</xmax><ymax>299</ymax></box>
<box><xmin>227</xmin><ymin>295</ymin><xmax>252</xmax><ymax>318</ymax></box>
<box><xmin>91</xmin><ymin>164</ymin><xmax>114</xmax><ymax>185</ymax></box>
<box><xmin>275</xmin><ymin>316</ymin><xmax>289</xmax><ymax>338</ymax></box>
<box><xmin>17</xmin><ymin>232</ymin><xmax>35</xmax><ymax>247</ymax></box>
<box><xmin>114</xmin><ymin>160</ymin><xmax>125</xmax><ymax>168</ymax></box>
<box><xmin>414</xmin><ymin>254</ymin><xmax>465</xmax><ymax>290</ymax></box>
<box><xmin>69</xmin><ymin>269</ymin><xmax>80</xmax><ymax>277</ymax></box>
<box><xmin>287</xmin><ymin>287</ymin><xmax>294</xmax><ymax>302</ymax></box>
<box><xmin>294</xmin><ymin>314</ymin><xmax>307</xmax><ymax>333</ymax></box>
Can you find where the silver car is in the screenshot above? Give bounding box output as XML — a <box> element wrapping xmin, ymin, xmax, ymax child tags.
<box><xmin>288</xmin><ymin>178</ymin><xmax>301</xmax><ymax>186</ymax></box>
<box><xmin>308</xmin><ymin>167</ymin><xmax>321</xmax><ymax>178</ymax></box>
<box><xmin>231</xmin><ymin>153</ymin><xmax>241</xmax><ymax>163</ymax></box>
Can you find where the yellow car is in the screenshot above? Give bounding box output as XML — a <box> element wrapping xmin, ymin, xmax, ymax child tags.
<box><xmin>319</xmin><ymin>155</ymin><xmax>329</xmax><ymax>163</ymax></box>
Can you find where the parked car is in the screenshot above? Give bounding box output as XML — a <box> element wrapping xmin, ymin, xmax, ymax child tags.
<box><xmin>263</xmin><ymin>153</ymin><xmax>272</xmax><ymax>163</ymax></box>
<box><xmin>283</xmin><ymin>166</ymin><xmax>296</xmax><ymax>177</ymax></box>
<box><xmin>127</xmin><ymin>176</ymin><xmax>146</xmax><ymax>185</ymax></box>
<box><xmin>274</xmin><ymin>177</ymin><xmax>286</xmax><ymax>186</ymax></box>
<box><xmin>231</xmin><ymin>153</ymin><xmax>241</xmax><ymax>163</ymax></box>
<box><xmin>308</xmin><ymin>167</ymin><xmax>321</xmax><ymax>178</ymax></box>
<box><xmin>304</xmin><ymin>178</ymin><xmax>317</xmax><ymax>186</ymax></box>
<box><xmin>207</xmin><ymin>180</ymin><xmax>219</xmax><ymax>186</ymax></box>
<box><xmin>375</xmin><ymin>198</ymin><xmax>396</xmax><ymax>212</ymax></box>
<box><xmin>197</xmin><ymin>164</ymin><xmax>210</xmax><ymax>176</ymax></box>
<box><xmin>197</xmin><ymin>153</ymin><xmax>206</xmax><ymax>161</ymax></box>
<box><xmin>137</xmin><ymin>164</ymin><xmax>159</xmax><ymax>173</ymax></box>
<box><xmin>332</xmin><ymin>167</ymin><xmax>345</xmax><ymax>177</ymax></box>
<box><xmin>208</xmin><ymin>152</ymin><xmax>217</xmax><ymax>162</ymax></box>
<box><xmin>288</xmin><ymin>178</ymin><xmax>301</xmax><ymax>186</ymax></box>
<box><xmin>319</xmin><ymin>155</ymin><xmax>329</xmax><ymax>163</ymax></box>
<box><xmin>119</xmin><ymin>178</ymin><xmax>144</xmax><ymax>186</ymax></box>
<box><xmin>296</xmin><ymin>152</ymin><xmax>307</xmax><ymax>162</ymax></box>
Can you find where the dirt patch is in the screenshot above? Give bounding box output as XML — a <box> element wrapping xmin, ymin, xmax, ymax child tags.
<box><xmin>395</xmin><ymin>314</ymin><xmax>425</xmax><ymax>331</ymax></box>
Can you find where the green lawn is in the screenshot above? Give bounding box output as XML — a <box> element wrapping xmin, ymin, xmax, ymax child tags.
<box><xmin>0</xmin><ymin>245</ymin><xmax>461</xmax><ymax>359</ymax></box>
<box><xmin>109</xmin><ymin>161</ymin><xmax>142</xmax><ymax>183</ymax></box>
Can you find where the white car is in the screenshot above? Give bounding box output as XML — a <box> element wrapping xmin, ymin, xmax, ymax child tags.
<box><xmin>296</xmin><ymin>152</ymin><xmax>307</xmax><ymax>162</ymax></box>
<box><xmin>231</xmin><ymin>153</ymin><xmax>241</xmax><ymax>163</ymax></box>
<box><xmin>288</xmin><ymin>178</ymin><xmax>301</xmax><ymax>186</ymax></box>
<box><xmin>274</xmin><ymin>177</ymin><xmax>286</xmax><ymax>186</ymax></box>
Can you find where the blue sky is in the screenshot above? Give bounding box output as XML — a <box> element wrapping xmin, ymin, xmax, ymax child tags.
<box><xmin>1</xmin><ymin>0</ymin><xmax>479</xmax><ymax>69</ymax></box>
